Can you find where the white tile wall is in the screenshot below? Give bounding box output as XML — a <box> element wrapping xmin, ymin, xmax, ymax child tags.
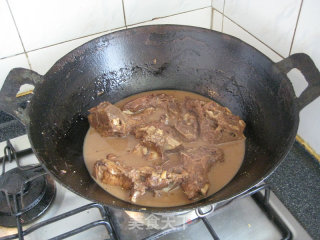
<box><xmin>224</xmin><ymin>0</ymin><xmax>301</xmax><ymax>57</ymax></box>
<box><xmin>222</xmin><ymin>18</ymin><xmax>282</xmax><ymax>62</ymax></box>
<box><xmin>212</xmin><ymin>0</ymin><xmax>224</xmax><ymax>12</ymax></box>
<box><xmin>0</xmin><ymin>0</ymin><xmax>319</xmax><ymax>155</ymax></box>
<box><xmin>123</xmin><ymin>0</ymin><xmax>211</xmax><ymax>25</ymax></box>
<box><xmin>130</xmin><ymin>8</ymin><xmax>212</xmax><ymax>29</ymax></box>
<box><xmin>8</xmin><ymin>0</ymin><xmax>125</xmax><ymax>51</ymax></box>
<box><xmin>291</xmin><ymin>0</ymin><xmax>320</xmax><ymax>67</ymax></box>
<box><xmin>289</xmin><ymin>0</ymin><xmax>320</xmax><ymax>154</ymax></box>
<box><xmin>0</xmin><ymin>0</ymin><xmax>24</xmax><ymax>58</ymax></box>
<box><xmin>212</xmin><ymin>10</ymin><xmax>223</xmax><ymax>32</ymax></box>
<box><xmin>0</xmin><ymin>54</ymin><xmax>30</xmax><ymax>89</ymax></box>
<box><xmin>28</xmin><ymin>28</ymin><xmax>125</xmax><ymax>75</ymax></box>
<box><xmin>298</xmin><ymin>98</ymin><xmax>320</xmax><ymax>153</ymax></box>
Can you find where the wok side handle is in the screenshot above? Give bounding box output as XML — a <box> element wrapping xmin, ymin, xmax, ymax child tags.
<box><xmin>0</xmin><ymin>68</ymin><xmax>44</xmax><ymax>126</ymax></box>
<box><xmin>276</xmin><ymin>53</ymin><xmax>320</xmax><ymax>111</ymax></box>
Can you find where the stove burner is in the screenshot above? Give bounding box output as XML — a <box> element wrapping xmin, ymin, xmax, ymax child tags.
<box><xmin>1</xmin><ymin>168</ymin><xmax>29</xmax><ymax>195</ymax></box>
<box><xmin>0</xmin><ymin>141</ymin><xmax>56</xmax><ymax>227</ymax></box>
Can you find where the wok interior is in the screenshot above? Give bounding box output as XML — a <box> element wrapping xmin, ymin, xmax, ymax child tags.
<box><xmin>27</xmin><ymin>26</ymin><xmax>297</xmax><ymax>211</ymax></box>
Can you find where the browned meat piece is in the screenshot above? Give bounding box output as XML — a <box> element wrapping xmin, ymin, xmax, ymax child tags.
<box><xmin>185</xmin><ymin>98</ymin><xmax>245</xmax><ymax>143</ymax></box>
<box><xmin>88</xmin><ymin>102</ymin><xmax>163</xmax><ymax>137</ymax></box>
<box><xmin>133</xmin><ymin>122</ymin><xmax>182</xmax><ymax>155</ymax></box>
<box><xmin>162</xmin><ymin>155</ymin><xmax>184</xmax><ymax>173</ymax></box>
<box><xmin>88</xmin><ymin>102</ymin><xmax>130</xmax><ymax>137</ymax></box>
<box><xmin>167</xmin><ymin>98</ymin><xmax>181</xmax><ymax>117</ymax></box>
<box><xmin>126</xmin><ymin>166</ymin><xmax>154</xmax><ymax>202</ymax></box>
<box><xmin>122</xmin><ymin>93</ymin><xmax>175</xmax><ymax>113</ymax></box>
<box><xmin>125</xmin><ymin>107</ymin><xmax>156</xmax><ymax>122</ymax></box>
<box><xmin>174</xmin><ymin>112</ymin><xmax>199</xmax><ymax>141</ymax></box>
<box><xmin>129</xmin><ymin>167</ymin><xmax>187</xmax><ymax>202</ymax></box>
<box><xmin>146</xmin><ymin>170</ymin><xmax>187</xmax><ymax>191</ymax></box>
<box><xmin>93</xmin><ymin>159</ymin><xmax>132</xmax><ymax>190</ymax></box>
<box><xmin>180</xmin><ymin>146</ymin><xmax>223</xmax><ymax>199</ymax></box>
<box><xmin>94</xmin><ymin>158</ymin><xmax>187</xmax><ymax>202</ymax></box>
<box><xmin>94</xmin><ymin>159</ymin><xmax>153</xmax><ymax>202</ymax></box>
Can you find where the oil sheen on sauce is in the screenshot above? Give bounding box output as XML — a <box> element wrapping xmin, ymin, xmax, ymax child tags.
<box><xmin>83</xmin><ymin>90</ymin><xmax>245</xmax><ymax>207</ymax></box>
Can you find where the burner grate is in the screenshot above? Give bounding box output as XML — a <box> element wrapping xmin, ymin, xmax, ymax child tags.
<box><xmin>141</xmin><ymin>184</ymin><xmax>292</xmax><ymax>240</ymax></box>
<box><xmin>0</xmin><ymin>140</ymin><xmax>56</xmax><ymax>239</ymax></box>
<box><xmin>0</xmin><ymin>203</ymin><xmax>118</xmax><ymax>240</ymax></box>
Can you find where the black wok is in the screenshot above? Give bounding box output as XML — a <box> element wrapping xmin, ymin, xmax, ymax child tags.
<box><xmin>1</xmin><ymin>25</ymin><xmax>320</xmax><ymax>213</ymax></box>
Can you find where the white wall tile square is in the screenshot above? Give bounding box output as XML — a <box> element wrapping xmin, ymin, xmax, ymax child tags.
<box><xmin>0</xmin><ymin>54</ymin><xmax>30</xmax><ymax>89</ymax></box>
<box><xmin>298</xmin><ymin>98</ymin><xmax>320</xmax><ymax>155</ymax></box>
<box><xmin>131</xmin><ymin>8</ymin><xmax>212</xmax><ymax>29</ymax></box>
<box><xmin>8</xmin><ymin>0</ymin><xmax>125</xmax><ymax>51</ymax></box>
<box><xmin>224</xmin><ymin>0</ymin><xmax>301</xmax><ymax>57</ymax></box>
<box><xmin>287</xmin><ymin>69</ymin><xmax>308</xmax><ymax>97</ymax></box>
<box><xmin>0</xmin><ymin>0</ymin><xmax>24</xmax><ymax>58</ymax></box>
<box><xmin>212</xmin><ymin>0</ymin><xmax>224</xmax><ymax>12</ymax></box>
<box><xmin>291</xmin><ymin>0</ymin><xmax>320</xmax><ymax>67</ymax></box>
<box><xmin>123</xmin><ymin>0</ymin><xmax>211</xmax><ymax>25</ymax></box>
<box><xmin>28</xmin><ymin>28</ymin><xmax>125</xmax><ymax>75</ymax></box>
<box><xmin>223</xmin><ymin>18</ymin><xmax>282</xmax><ymax>62</ymax></box>
<box><xmin>290</xmin><ymin>0</ymin><xmax>320</xmax><ymax>154</ymax></box>
<box><xmin>212</xmin><ymin>10</ymin><xmax>223</xmax><ymax>32</ymax></box>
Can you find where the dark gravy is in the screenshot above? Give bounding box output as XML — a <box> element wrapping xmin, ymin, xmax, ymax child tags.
<box><xmin>83</xmin><ymin>90</ymin><xmax>245</xmax><ymax>207</ymax></box>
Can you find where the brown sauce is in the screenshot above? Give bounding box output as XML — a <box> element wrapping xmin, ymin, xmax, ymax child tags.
<box><xmin>83</xmin><ymin>90</ymin><xmax>245</xmax><ymax>207</ymax></box>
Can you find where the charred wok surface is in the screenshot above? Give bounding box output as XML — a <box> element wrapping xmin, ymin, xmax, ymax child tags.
<box><xmin>89</xmin><ymin>93</ymin><xmax>246</xmax><ymax>202</ymax></box>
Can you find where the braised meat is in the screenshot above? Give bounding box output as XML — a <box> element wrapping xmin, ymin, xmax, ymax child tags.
<box><xmin>88</xmin><ymin>102</ymin><xmax>130</xmax><ymax>137</ymax></box>
<box><xmin>180</xmin><ymin>146</ymin><xmax>223</xmax><ymax>199</ymax></box>
<box><xmin>122</xmin><ymin>93</ymin><xmax>176</xmax><ymax>113</ymax></box>
<box><xmin>133</xmin><ymin>122</ymin><xmax>182</xmax><ymax>155</ymax></box>
<box><xmin>174</xmin><ymin>112</ymin><xmax>199</xmax><ymax>141</ymax></box>
<box><xmin>93</xmin><ymin>159</ymin><xmax>132</xmax><ymax>189</ymax></box>
<box><xmin>185</xmin><ymin>98</ymin><xmax>246</xmax><ymax>143</ymax></box>
<box><xmin>88</xmin><ymin>92</ymin><xmax>245</xmax><ymax>202</ymax></box>
<box><xmin>94</xmin><ymin>158</ymin><xmax>186</xmax><ymax>202</ymax></box>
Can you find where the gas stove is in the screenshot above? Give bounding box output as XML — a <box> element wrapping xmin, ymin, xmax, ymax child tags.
<box><xmin>0</xmin><ymin>135</ymin><xmax>312</xmax><ymax>240</ymax></box>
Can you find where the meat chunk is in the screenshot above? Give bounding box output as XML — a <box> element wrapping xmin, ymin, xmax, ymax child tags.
<box><xmin>122</xmin><ymin>93</ymin><xmax>176</xmax><ymax>113</ymax></box>
<box><xmin>133</xmin><ymin>122</ymin><xmax>182</xmax><ymax>155</ymax></box>
<box><xmin>94</xmin><ymin>158</ymin><xmax>186</xmax><ymax>202</ymax></box>
<box><xmin>88</xmin><ymin>102</ymin><xmax>130</xmax><ymax>137</ymax></box>
<box><xmin>174</xmin><ymin>112</ymin><xmax>199</xmax><ymax>141</ymax></box>
<box><xmin>88</xmin><ymin>102</ymin><xmax>163</xmax><ymax>137</ymax></box>
<box><xmin>180</xmin><ymin>146</ymin><xmax>223</xmax><ymax>199</ymax></box>
<box><xmin>185</xmin><ymin>98</ymin><xmax>245</xmax><ymax>143</ymax></box>
<box><xmin>93</xmin><ymin>159</ymin><xmax>132</xmax><ymax>190</ymax></box>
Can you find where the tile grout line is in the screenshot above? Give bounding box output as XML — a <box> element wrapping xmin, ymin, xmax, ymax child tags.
<box><xmin>121</xmin><ymin>0</ymin><xmax>128</xmax><ymax>28</ymax></box>
<box><xmin>24</xmin><ymin>26</ymin><xmax>126</xmax><ymax>54</ymax></box>
<box><xmin>5</xmin><ymin>0</ymin><xmax>32</xmax><ymax>69</ymax></box>
<box><xmin>289</xmin><ymin>0</ymin><xmax>304</xmax><ymax>55</ymax></box>
<box><xmin>222</xmin><ymin>0</ymin><xmax>226</xmax><ymax>32</ymax></box>
<box><xmin>210</xmin><ymin>0</ymin><xmax>214</xmax><ymax>30</ymax></box>
<box><xmin>223</xmin><ymin>14</ymin><xmax>284</xmax><ymax>59</ymax></box>
<box><xmin>0</xmin><ymin>52</ymin><xmax>25</xmax><ymax>61</ymax></box>
<box><xmin>126</xmin><ymin>6</ymin><xmax>211</xmax><ymax>27</ymax></box>
<box><xmin>210</xmin><ymin>7</ymin><xmax>214</xmax><ymax>30</ymax></box>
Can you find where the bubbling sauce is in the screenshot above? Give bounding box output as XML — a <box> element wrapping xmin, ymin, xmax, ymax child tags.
<box><xmin>83</xmin><ymin>90</ymin><xmax>245</xmax><ymax>207</ymax></box>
